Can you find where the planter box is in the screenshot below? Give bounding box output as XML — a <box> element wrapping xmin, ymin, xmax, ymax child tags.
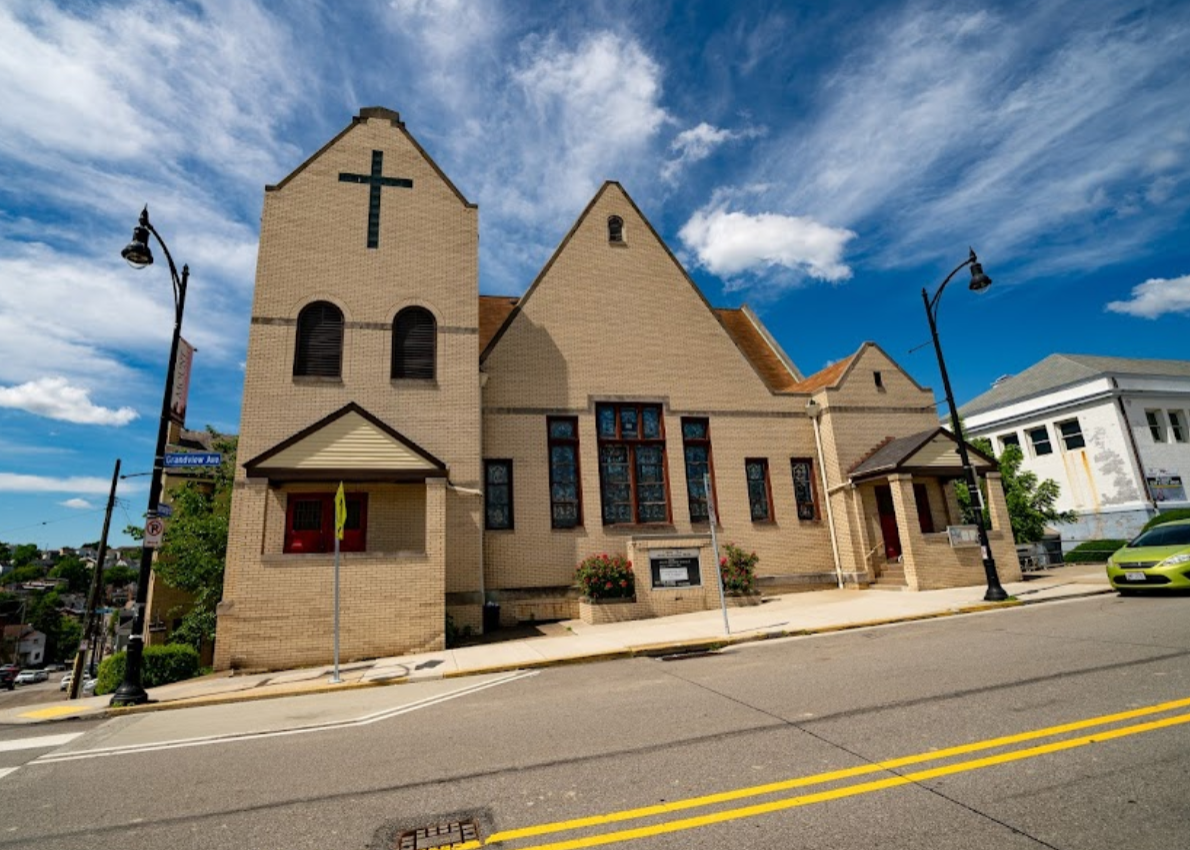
<box><xmin>578</xmin><ymin>596</ymin><xmax>647</xmax><ymax>625</ymax></box>
<box><xmin>725</xmin><ymin>591</ymin><xmax>763</xmax><ymax>607</ymax></box>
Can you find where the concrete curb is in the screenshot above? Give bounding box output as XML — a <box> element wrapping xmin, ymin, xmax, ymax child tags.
<box><xmin>5</xmin><ymin>586</ymin><xmax>1115</xmax><ymax>724</ymax></box>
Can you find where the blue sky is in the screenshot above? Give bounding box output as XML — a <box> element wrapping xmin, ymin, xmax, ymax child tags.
<box><xmin>1</xmin><ymin>0</ymin><xmax>1188</xmax><ymax>550</ymax></box>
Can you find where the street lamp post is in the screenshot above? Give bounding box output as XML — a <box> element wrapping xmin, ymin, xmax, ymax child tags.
<box><xmin>110</xmin><ymin>206</ymin><xmax>189</xmax><ymax>707</ymax></box>
<box><xmin>923</xmin><ymin>248</ymin><xmax>1008</xmax><ymax>603</ymax></box>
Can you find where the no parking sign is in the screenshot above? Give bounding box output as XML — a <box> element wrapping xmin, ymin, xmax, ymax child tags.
<box><xmin>144</xmin><ymin>516</ymin><xmax>165</xmax><ymax>548</ymax></box>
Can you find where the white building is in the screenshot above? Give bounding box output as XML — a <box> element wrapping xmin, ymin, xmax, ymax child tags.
<box><xmin>961</xmin><ymin>354</ymin><xmax>1190</xmax><ymax>546</ymax></box>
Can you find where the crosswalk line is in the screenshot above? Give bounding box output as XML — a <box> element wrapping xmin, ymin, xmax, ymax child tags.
<box><xmin>0</xmin><ymin>732</ymin><xmax>83</xmax><ymax>753</ymax></box>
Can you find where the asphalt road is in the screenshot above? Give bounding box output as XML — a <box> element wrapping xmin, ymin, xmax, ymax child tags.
<box><xmin>1</xmin><ymin>594</ymin><xmax>1188</xmax><ymax>850</ymax></box>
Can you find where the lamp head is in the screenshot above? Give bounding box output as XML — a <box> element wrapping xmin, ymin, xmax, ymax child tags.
<box><xmin>966</xmin><ymin>249</ymin><xmax>991</xmax><ymax>292</ymax></box>
<box><xmin>805</xmin><ymin>398</ymin><xmax>822</xmax><ymax>419</ymax></box>
<box><xmin>121</xmin><ymin>207</ymin><xmax>154</xmax><ymax>269</ymax></box>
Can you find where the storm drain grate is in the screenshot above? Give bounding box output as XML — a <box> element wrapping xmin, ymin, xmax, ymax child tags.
<box><xmin>395</xmin><ymin>820</ymin><xmax>480</xmax><ymax>849</ymax></box>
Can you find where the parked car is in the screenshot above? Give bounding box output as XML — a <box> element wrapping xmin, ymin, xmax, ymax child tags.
<box><xmin>59</xmin><ymin>672</ymin><xmax>97</xmax><ymax>695</ymax></box>
<box><xmin>15</xmin><ymin>669</ymin><xmax>48</xmax><ymax>685</ymax></box>
<box><xmin>0</xmin><ymin>664</ymin><xmax>17</xmax><ymax>690</ymax></box>
<box><xmin>1107</xmin><ymin>519</ymin><xmax>1190</xmax><ymax>593</ymax></box>
<box><xmin>59</xmin><ymin>672</ymin><xmax>73</xmax><ymax>691</ymax></box>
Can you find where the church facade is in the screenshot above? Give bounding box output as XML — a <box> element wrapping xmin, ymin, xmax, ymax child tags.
<box><xmin>213</xmin><ymin>108</ymin><xmax>1020</xmax><ymax>672</ymax></box>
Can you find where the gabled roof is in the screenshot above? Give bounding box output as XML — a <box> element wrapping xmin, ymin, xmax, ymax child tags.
<box><xmin>266</xmin><ymin>107</ymin><xmax>475</xmax><ymax>209</ymax></box>
<box><xmin>961</xmin><ymin>353</ymin><xmax>1190</xmax><ymax>417</ymax></box>
<box><xmin>714</xmin><ymin>307</ymin><xmax>803</xmax><ymax>392</ymax></box>
<box><xmin>479</xmin><ymin>295</ymin><xmax>519</xmax><ymax>353</ymax></box>
<box><xmin>243</xmin><ymin>402</ymin><xmax>447</xmax><ymax>482</ymax></box>
<box><xmin>848</xmin><ymin>427</ymin><xmax>997</xmax><ymax>482</ymax></box>
<box><xmin>792</xmin><ymin>355</ymin><xmax>856</xmax><ymax>393</ymax></box>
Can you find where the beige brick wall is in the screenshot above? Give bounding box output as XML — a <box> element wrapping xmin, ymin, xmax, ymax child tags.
<box><xmin>217</xmin><ymin>112</ymin><xmax>478</xmax><ymax>670</ymax></box>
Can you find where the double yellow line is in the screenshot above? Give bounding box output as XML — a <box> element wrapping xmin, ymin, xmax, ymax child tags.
<box><xmin>472</xmin><ymin>695</ymin><xmax>1190</xmax><ymax>850</ymax></box>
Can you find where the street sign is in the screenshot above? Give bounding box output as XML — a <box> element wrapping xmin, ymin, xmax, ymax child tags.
<box><xmin>157</xmin><ymin>504</ymin><xmax>173</xmax><ymax>518</ymax></box>
<box><xmin>144</xmin><ymin>517</ymin><xmax>165</xmax><ymax>548</ymax></box>
<box><xmin>164</xmin><ymin>452</ymin><xmax>222</xmax><ymax>468</ymax></box>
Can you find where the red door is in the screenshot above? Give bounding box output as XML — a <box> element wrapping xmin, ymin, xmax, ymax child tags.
<box><xmin>875</xmin><ymin>485</ymin><xmax>902</xmax><ymax>560</ymax></box>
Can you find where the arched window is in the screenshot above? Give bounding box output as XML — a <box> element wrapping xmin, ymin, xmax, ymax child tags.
<box><xmin>392</xmin><ymin>307</ymin><xmax>436</xmax><ymax>379</ymax></box>
<box><xmin>293</xmin><ymin>301</ymin><xmax>344</xmax><ymax>378</ymax></box>
<box><xmin>608</xmin><ymin>215</ymin><xmax>624</xmax><ymax>243</ymax></box>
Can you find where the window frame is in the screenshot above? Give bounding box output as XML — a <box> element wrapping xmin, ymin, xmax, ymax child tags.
<box><xmin>283</xmin><ymin>492</ymin><xmax>367</xmax><ymax>554</ymax></box>
<box><xmin>1146</xmin><ymin>409</ymin><xmax>1167</xmax><ymax>443</ymax></box>
<box><xmin>789</xmin><ymin>457</ymin><xmax>819</xmax><ymax>521</ymax></box>
<box><xmin>547</xmin><ymin>417</ymin><xmax>583</xmax><ymax>529</ymax></box>
<box><xmin>484</xmin><ymin>460</ymin><xmax>514</xmax><ymax>531</ymax></box>
<box><xmin>1027</xmin><ymin>426</ymin><xmax>1053</xmax><ymax>456</ymax></box>
<box><xmin>293</xmin><ymin>301</ymin><xmax>344</xmax><ymax>378</ymax></box>
<box><xmin>391</xmin><ymin>306</ymin><xmax>437</xmax><ymax>380</ymax></box>
<box><xmin>681</xmin><ymin>417</ymin><xmax>716</xmax><ymax>524</ymax></box>
<box><xmin>596</xmin><ymin>403</ymin><xmax>671</xmax><ymax>526</ymax></box>
<box><xmin>1056</xmin><ymin>418</ymin><xmax>1085</xmax><ymax>451</ymax></box>
<box><xmin>1168</xmin><ymin>410</ymin><xmax>1187</xmax><ymax>443</ymax></box>
<box><xmin>745</xmin><ymin>458</ymin><xmax>774</xmax><ymax>523</ymax></box>
<box><xmin>607</xmin><ymin>215</ymin><xmax>625</xmax><ymax>244</ymax></box>
<box><xmin>999</xmin><ymin>432</ymin><xmax>1021</xmax><ymax>453</ymax></box>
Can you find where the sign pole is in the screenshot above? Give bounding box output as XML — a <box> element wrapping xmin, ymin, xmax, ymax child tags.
<box><xmin>330</xmin><ymin>482</ymin><xmax>346</xmax><ymax>684</ymax></box>
<box><xmin>706</xmin><ymin>473</ymin><xmax>730</xmax><ymax>636</ymax></box>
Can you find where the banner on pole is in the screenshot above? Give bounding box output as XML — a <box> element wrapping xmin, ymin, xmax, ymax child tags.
<box><xmin>170</xmin><ymin>337</ymin><xmax>195</xmax><ymax>426</ymax></box>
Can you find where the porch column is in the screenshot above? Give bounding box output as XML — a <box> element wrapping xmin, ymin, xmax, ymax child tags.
<box><xmin>888</xmin><ymin>473</ymin><xmax>924</xmax><ymax>591</ymax></box>
<box><xmin>984</xmin><ymin>472</ymin><xmax>1023</xmax><ymax>581</ymax></box>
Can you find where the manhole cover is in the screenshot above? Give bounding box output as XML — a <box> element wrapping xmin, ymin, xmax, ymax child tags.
<box><xmin>395</xmin><ymin>820</ymin><xmax>480</xmax><ymax>850</ymax></box>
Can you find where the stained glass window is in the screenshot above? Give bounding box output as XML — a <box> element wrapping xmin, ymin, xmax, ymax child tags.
<box><xmin>485</xmin><ymin>460</ymin><xmax>513</xmax><ymax>530</ymax></box>
<box><xmin>682</xmin><ymin>417</ymin><xmax>713</xmax><ymax>523</ymax></box>
<box><xmin>746</xmin><ymin>459</ymin><xmax>772</xmax><ymax>522</ymax></box>
<box><xmin>548</xmin><ymin>417</ymin><xmax>582</xmax><ymax>528</ymax></box>
<box><xmin>596</xmin><ymin>403</ymin><xmax>669</xmax><ymax>525</ymax></box>
<box><xmin>790</xmin><ymin>458</ymin><xmax>817</xmax><ymax>521</ymax></box>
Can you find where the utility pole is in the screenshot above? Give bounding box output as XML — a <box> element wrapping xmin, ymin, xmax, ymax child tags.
<box><xmin>70</xmin><ymin>459</ymin><xmax>119</xmax><ymax>699</ymax></box>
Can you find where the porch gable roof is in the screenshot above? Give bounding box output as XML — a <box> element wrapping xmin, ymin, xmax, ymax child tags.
<box><xmin>243</xmin><ymin>402</ymin><xmax>447</xmax><ymax>482</ymax></box>
<box><xmin>848</xmin><ymin>427</ymin><xmax>998</xmax><ymax>482</ymax></box>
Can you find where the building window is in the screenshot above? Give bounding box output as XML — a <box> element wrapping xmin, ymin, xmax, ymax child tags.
<box><xmin>548</xmin><ymin>417</ymin><xmax>582</xmax><ymax>528</ymax></box>
<box><xmin>597</xmin><ymin>403</ymin><xmax>669</xmax><ymax>525</ymax></box>
<box><xmin>790</xmin><ymin>458</ymin><xmax>818</xmax><ymax>520</ymax></box>
<box><xmin>1057</xmin><ymin>419</ymin><xmax>1085</xmax><ymax>451</ymax></box>
<box><xmin>608</xmin><ymin>215</ymin><xmax>624</xmax><ymax>243</ymax></box>
<box><xmin>745</xmin><ymin>458</ymin><xmax>773</xmax><ymax>522</ymax></box>
<box><xmin>873</xmin><ymin>371</ymin><xmax>884</xmax><ymax>389</ymax></box>
<box><xmin>1146</xmin><ymin>410</ymin><xmax>1167</xmax><ymax>443</ymax></box>
<box><xmin>283</xmin><ymin>492</ymin><xmax>366</xmax><ymax>553</ymax></box>
<box><xmin>1169</xmin><ymin>410</ymin><xmax>1187</xmax><ymax>443</ymax></box>
<box><xmin>293</xmin><ymin>301</ymin><xmax>344</xmax><ymax>377</ymax></box>
<box><xmin>681</xmin><ymin>418</ymin><xmax>714</xmax><ymax>523</ymax></box>
<box><xmin>484</xmin><ymin>461</ymin><xmax>513</xmax><ymax>530</ymax></box>
<box><xmin>913</xmin><ymin>483</ymin><xmax>935</xmax><ymax>534</ymax></box>
<box><xmin>999</xmin><ymin>432</ymin><xmax>1021</xmax><ymax>452</ymax></box>
<box><xmin>392</xmin><ymin>307</ymin><xmax>436</xmax><ymax>379</ymax></box>
<box><xmin>1027</xmin><ymin>426</ymin><xmax>1053</xmax><ymax>456</ymax></box>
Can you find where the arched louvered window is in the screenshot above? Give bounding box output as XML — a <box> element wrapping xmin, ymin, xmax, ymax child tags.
<box><xmin>293</xmin><ymin>301</ymin><xmax>344</xmax><ymax>378</ymax></box>
<box><xmin>608</xmin><ymin>215</ymin><xmax>624</xmax><ymax>243</ymax></box>
<box><xmin>392</xmin><ymin>307</ymin><xmax>436</xmax><ymax>380</ymax></box>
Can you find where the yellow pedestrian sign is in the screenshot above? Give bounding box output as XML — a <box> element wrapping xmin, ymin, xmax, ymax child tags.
<box><xmin>334</xmin><ymin>482</ymin><xmax>346</xmax><ymax>540</ymax></box>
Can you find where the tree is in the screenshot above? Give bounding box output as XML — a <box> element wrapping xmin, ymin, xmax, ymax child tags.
<box><xmin>152</xmin><ymin>431</ymin><xmax>237</xmax><ymax>652</ymax></box>
<box><xmin>12</xmin><ymin>543</ymin><xmax>40</xmax><ymax>568</ymax></box>
<box><xmin>49</xmin><ymin>555</ymin><xmax>92</xmax><ymax>593</ymax></box>
<box><xmin>4</xmin><ymin>563</ymin><xmax>47</xmax><ymax>585</ymax></box>
<box><xmin>958</xmin><ymin>441</ymin><xmax>1077</xmax><ymax>544</ymax></box>
<box><xmin>0</xmin><ymin>542</ymin><xmax>11</xmax><ymax>564</ymax></box>
<box><xmin>103</xmin><ymin>564</ymin><xmax>138</xmax><ymax>588</ymax></box>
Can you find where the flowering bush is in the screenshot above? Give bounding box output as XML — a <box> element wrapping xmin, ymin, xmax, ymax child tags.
<box><xmin>720</xmin><ymin>543</ymin><xmax>758</xmax><ymax>594</ymax></box>
<box><xmin>575</xmin><ymin>553</ymin><xmax>635</xmax><ymax>600</ymax></box>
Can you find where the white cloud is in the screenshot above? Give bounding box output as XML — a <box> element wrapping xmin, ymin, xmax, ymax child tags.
<box><xmin>661</xmin><ymin>123</ymin><xmax>762</xmax><ymax>183</ymax></box>
<box><xmin>58</xmin><ymin>498</ymin><xmax>95</xmax><ymax>510</ymax></box>
<box><xmin>679</xmin><ymin>205</ymin><xmax>856</xmax><ymax>285</ymax></box>
<box><xmin>0</xmin><ymin>377</ymin><xmax>139</xmax><ymax>426</ymax></box>
<box><xmin>0</xmin><ymin>473</ymin><xmax>128</xmax><ymax>494</ymax></box>
<box><xmin>1106</xmin><ymin>274</ymin><xmax>1190</xmax><ymax>319</ymax></box>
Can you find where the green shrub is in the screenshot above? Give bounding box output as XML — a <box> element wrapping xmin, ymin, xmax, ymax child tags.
<box><xmin>1063</xmin><ymin>540</ymin><xmax>1128</xmax><ymax>563</ymax></box>
<box><xmin>575</xmin><ymin>553</ymin><xmax>634</xmax><ymax>600</ymax></box>
<box><xmin>719</xmin><ymin>543</ymin><xmax>758</xmax><ymax>593</ymax></box>
<box><xmin>1141</xmin><ymin>509</ymin><xmax>1190</xmax><ymax>532</ymax></box>
<box><xmin>95</xmin><ymin>644</ymin><xmax>202</xmax><ymax>695</ymax></box>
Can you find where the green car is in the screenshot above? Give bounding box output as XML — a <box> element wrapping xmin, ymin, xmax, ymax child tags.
<box><xmin>1107</xmin><ymin>519</ymin><xmax>1190</xmax><ymax>593</ymax></box>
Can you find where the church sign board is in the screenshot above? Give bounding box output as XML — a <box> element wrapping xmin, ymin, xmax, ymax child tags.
<box><xmin>650</xmin><ymin>548</ymin><xmax>702</xmax><ymax>589</ymax></box>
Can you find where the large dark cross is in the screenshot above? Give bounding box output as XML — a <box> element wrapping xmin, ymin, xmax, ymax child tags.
<box><xmin>338</xmin><ymin>150</ymin><xmax>413</xmax><ymax>249</ymax></box>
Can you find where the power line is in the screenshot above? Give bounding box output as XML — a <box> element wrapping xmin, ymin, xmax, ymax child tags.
<box><xmin>0</xmin><ymin>506</ymin><xmax>109</xmax><ymax>538</ymax></box>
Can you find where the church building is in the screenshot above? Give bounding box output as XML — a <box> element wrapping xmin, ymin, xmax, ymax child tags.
<box><xmin>213</xmin><ymin>108</ymin><xmax>1020</xmax><ymax>672</ymax></box>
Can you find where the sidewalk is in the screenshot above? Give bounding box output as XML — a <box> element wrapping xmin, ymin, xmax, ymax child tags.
<box><xmin>2</xmin><ymin>564</ymin><xmax>1112</xmax><ymax>725</ymax></box>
